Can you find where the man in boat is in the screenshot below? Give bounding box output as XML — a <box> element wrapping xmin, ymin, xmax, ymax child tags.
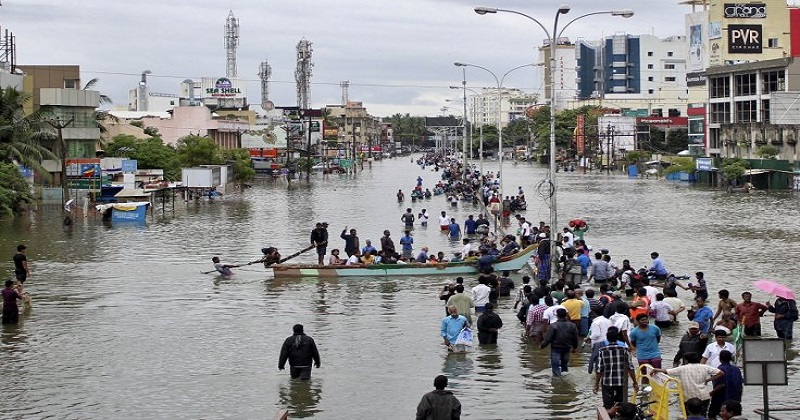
<box><xmin>340</xmin><ymin>227</ymin><xmax>360</xmax><ymax>257</ymax></box>
<box><xmin>399</xmin><ymin>230</ymin><xmax>414</xmax><ymax>259</ymax></box>
<box><xmin>380</xmin><ymin>230</ymin><xmax>396</xmax><ymax>257</ymax></box>
<box><xmin>310</xmin><ymin>222</ymin><xmax>329</xmax><ymax>265</ymax></box>
<box><xmin>500</xmin><ymin>235</ymin><xmax>520</xmax><ymax>257</ymax></box>
<box><xmin>648</xmin><ymin>251</ymin><xmax>668</xmax><ymax>281</ymax></box>
<box><xmin>278</xmin><ymin>324</ymin><xmax>321</xmax><ymax>380</ymax></box>
<box><xmin>259</xmin><ymin>247</ymin><xmax>281</xmax><ymax>266</ymax></box>
<box><xmin>211</xmin><ymin>256</ymin><xmax>238</xmax><ymax>276</ymax></box>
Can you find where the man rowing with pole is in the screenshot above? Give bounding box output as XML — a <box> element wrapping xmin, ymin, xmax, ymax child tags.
<box><xmin>310</xmin><ymin>222</ymin><xmax>329</xmax><ymax>265</ymax></box>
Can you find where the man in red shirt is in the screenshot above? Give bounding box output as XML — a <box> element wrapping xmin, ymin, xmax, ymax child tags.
<box><xmin>734</xmin><ymin>291</ymin><xmax>768</xmax><ymax>336</ymax></box>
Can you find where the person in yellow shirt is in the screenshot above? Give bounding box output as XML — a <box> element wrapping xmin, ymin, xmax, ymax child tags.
<box><xmin>361</xmin><ymin>250</ymin><xmax>377</xmax><ymax>265</ymax></box>
<box><xmin>561</xmin><ymin>289</ymin><xmax>585</xmax><ymax>331</ymax></box>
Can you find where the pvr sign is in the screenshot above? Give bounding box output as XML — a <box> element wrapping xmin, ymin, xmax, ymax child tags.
<box><xmin>729</xmin><ymin>25</ymin><xmax>762</xmax><ymax>53</ymax></box>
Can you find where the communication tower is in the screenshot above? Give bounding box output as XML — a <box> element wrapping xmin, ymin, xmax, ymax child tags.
<box><xmin>225</xmin><ymin>10</ymin><xmax>239</xmax><ymax>78</ymax></box>
<box><xmin>295</xmin><ymin>38</ymin><xmax>313</xmax><ymax>109</ymax></box>
<box><xmin>258</xmin><ymin>60</ymin><xmax>273</xmax><ymax>111</ymax></box>
<box><xmin>340</xmin><ymin>81</ymin><xmax>349</xmax><ymax>105</ymax></box>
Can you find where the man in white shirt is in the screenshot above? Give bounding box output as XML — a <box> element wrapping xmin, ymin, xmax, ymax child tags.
<box><xmin>586</xmin><ymin>314</ymin><xmax>614</xmax><ymax>373</ymax></box>
<box><xmin>663</xmin><ymin>290</ymin><xmax>686</xmax><ymax>322</ymax></box>
<box><xmin>439</xmin><ymin>211</ymin><xmax>450</xmax><ymax>231</ymax></box>
<box><xmin>562</xmin><ymin>228</ymin><xmax>574</xmax><ymax>250</ymax></box>
<box><xmin>701</xmin><ymin>328</ymin><xmax>736</xmax><ymax>368</ymax></box>
<box><xmin>609</xmin><ymin>304</ymin><xmax>632</xmax><ymax>346</ymax></box>
<box><xmin>519</xmin><ymin>217</ymin><xmax>532</xmax><ymax>247</ymax></box>
<box><xmin>345</xmin><ymin>251</ymin><xmax>362</xmax><ymax>266</ymax></box>
<box><xmin>543</xmin><ymin>301</ymin><xmax>568</xmax><ymax>324</ymax></box>
<box><xmin>460</xmin><ymin>239</ymin><xmax>472</xmax><ymax>258</ymax></box>
<box><xmin>471</xmin><ymin>278</ymin><xmax>491</xmax><ymax>314</ymax></box>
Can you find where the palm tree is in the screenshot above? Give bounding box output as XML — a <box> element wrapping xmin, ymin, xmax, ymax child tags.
<box><xmin>83</xmin><ymin>78</ymin><xmax>117</xmax><ymax>150</ymax></box>
<box><xmin>0</xmin><ymin>87</ymin><xmax>57</xmax><ymax>176</ymax></box>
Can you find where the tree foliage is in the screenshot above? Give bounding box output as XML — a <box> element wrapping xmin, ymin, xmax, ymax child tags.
<box><xmin>663</xmin><ymin>156</ymin><xmax>695</xmax><ymax>175</ymax></box>
<box><xmin>175</xmin><ymin>135</ymin><xmax>224</xmax><ymax>167</ymax></box>
<box><xmin>720</xmin><ymin>157</ymin><xmax>749</xmax><ymax>184</ymax></box>
<box><xmin>755</xmin><ymin>145</ymin><xmax>779</xmax><ymax>159</ymax></box>
<box><xmin>0</xmin><ymin>162</ymin><xmax>34</xmax><ymax>217</ymax></box>
<box><xmin>0</xmin><ymin>87</ymin><xmax>57</xmax><ymax>177</ymax></box>
<box><xmin>221</xmin><ymin>148</ymin><xmax>255</xmax><ymax>185</ymax></box>
<box><xmin>106</xmin><ymin>134</ymin><xmax>181</xmax><ymax>180</ymax></box>
<box><xmin>384</xmin><ymin>113</ymin><xmax>427</xmax><ymax>146</ymax></box>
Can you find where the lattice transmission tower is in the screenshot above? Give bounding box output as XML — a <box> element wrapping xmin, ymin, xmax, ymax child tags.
<box><xmin>225</xmin><ymin>10</ymin><xmax>239</xmax><ymax>78</ymax></box>
<box><xmin>295</xmin><ymin>38</ymin><xmax>313</xmax><ymax>109</ymax></box>
<box><xmin>258</xmin><ymin>60</ymin><xmax>273</xmax><ymax>111</ymax></box>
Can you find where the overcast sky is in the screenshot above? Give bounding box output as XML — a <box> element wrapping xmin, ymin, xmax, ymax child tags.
<box><xmin>3</xmin><ymin>0</ymin><xmax>690</xmax><ymax>117</ymax></box>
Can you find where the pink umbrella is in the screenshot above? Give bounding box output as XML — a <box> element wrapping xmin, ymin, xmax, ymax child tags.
<box><xmin>753</xmin><ymin>279</ymin><xmax>796</xmax><ymax>300</ymax></box>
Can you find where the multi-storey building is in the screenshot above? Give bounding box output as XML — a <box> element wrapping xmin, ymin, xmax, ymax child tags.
<box><xmin>467</xmin><ymin>88</ymin><xmax>539</xmax><ymax>128</ymax></box>
<box><xmin>574</xmin><ymin>34</ymin><xmax>689</xmax><ymax>116</ymax></box>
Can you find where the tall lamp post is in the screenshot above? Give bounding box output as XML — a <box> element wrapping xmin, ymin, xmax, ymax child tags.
<box><xmin>450</xmin><ymin>85</ymin><xmax>483</xmax><ymax>172</ymax></box>
<box><xmin>453</xmin><ymin>62</ymin><xmax>543</xmax><ymax>199</ymax></box>
<box><xmin>475</xmin><ymin>5</ymin><xmax>633</xmax><ymax>282</ymax></box>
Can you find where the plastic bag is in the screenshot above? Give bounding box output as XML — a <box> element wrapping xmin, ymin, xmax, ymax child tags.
<box><xmin>454</xmin><ymin>327</ymin><xmax>473</xmax><ymax>346</ymax></box>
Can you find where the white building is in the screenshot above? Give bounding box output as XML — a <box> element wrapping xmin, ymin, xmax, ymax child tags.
<box><xmin>467</xmin><ymin>88</ymin><xmax>539</xmax><ymax>128</ymax></box>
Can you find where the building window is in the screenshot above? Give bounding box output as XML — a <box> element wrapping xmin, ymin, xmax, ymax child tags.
<box><xmin>710</xmin><ymin>127</ymin><xmax>721</xmax><ymax>149</ymax></box>
<box><xmin>710</xmin><ymin>102</ymin><xmax>731</xmax><ymax>123</ymax></box>
<box><xmin>710</xmin><ymin>76</ymin><xmax>730</xmax><ymax>98</ymax></box>
<box><xmin>647</xmin><ymin>64</ymin><xmax>654</xmax><ymax>69</ymax></box>
<box><xmin>762</xmin><ymin>70</ymin><xmax>785</xmax><ymax>93</ymax></box>
<box><xmin>665</xmin><ymin>77</ymin><xmax>676</xmax><ymax>82</ymax></box>
<box><xmin>768</xmin><ymin>38</ymin><xmax>779</xmax><ymax>48</ymax></box>
<box><xmin>735</xmin><ymin>100</ymin><xmax>757</xmax><ymax>123</ymax></box>
<box><xmin>762</xmin><ymin>99</ymin><xmax>770</xmax><ymax>123</ymax></box>
<box><xmin>667</xmin><ymin>51</ymin><xmax>674</xmax><ymax>57</ymax></box>
<box><xmin>648</xmin><ymin>77</ymin><xmax>654</xmax><ymax>81</ymax></box>
<box><xmin>734</xmin><ymin>73</ymin><xmax>757</xmax><ymax>96</ymax></box>
<box><xmin>647</xmin><ymin>51</ymin><xmax>653</xmax><ymax>57</ymax></box>
<box><xmin>63</xmin><ymin>79</ymin><xmax>79</xmax><ymax>89</ymax></box>
<box><xmin>648</xmin><ymin>89</ymin><xmax>654</xmax><ymax>94</ymax></box>
<box><xmin>665</xmin><ymin>64</ymin><xmax>675</xmax><ymax>70</ymax></box>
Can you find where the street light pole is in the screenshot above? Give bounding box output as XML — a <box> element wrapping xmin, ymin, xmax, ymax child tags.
<box><xmin>461</xmin><ymin>67</ymin><xmax>469</xmax><ymax>177</ymax></box>
<box><xmin>474</xmin><ymin>4</ymin><xmax>634</xmax><ymax>282</ymax></box>
<box><xmin>453</xmin><ymin>62</ymin><xmax>541</xmax><ymax>199</ymax></box>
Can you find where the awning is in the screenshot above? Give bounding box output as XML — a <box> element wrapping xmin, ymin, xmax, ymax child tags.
<box><xmin>745</xmin><ymin>169</ymin><xmax>771</xmax><ymax>176</ymax></box>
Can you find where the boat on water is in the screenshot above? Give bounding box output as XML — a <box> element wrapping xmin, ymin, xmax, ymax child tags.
<box><xmin>265</xmin><ymin>245</ymin><xmax>537</xmax><ymax>278</ymax></box>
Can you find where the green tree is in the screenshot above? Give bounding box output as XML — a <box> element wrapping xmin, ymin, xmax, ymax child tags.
<box><xmin>720</xmin><ymin>157</ymin><xmax>749</xmax><ymax>185</ymax></box>
<box><xmin>0</xmin><ymin>87</ymin><xmax>57</xmax><ymax>176</ymax></box>
<box><xmin>106</xmin><ymin>134</ymin><xmax>181</xmax><ymax>180</ymax></box>
<box><xmin>755</xmin><ymin>145</ymin><xmax>779</xmax><ymax>159</ymax></box>
<box><xmin>0</xmin><ymin>162</ymin><xmax>34</xmax><ymax>217</ymax></box>
<box><xmin>384</xmin><ymin>113</ymin><xmax>427</xmax><ymax>148</ymax></box>
<box><xmin>222</xmin><ymin>148</ymin><xmax>255</xmax><ymax>186</ymax></box>
<box><xmin>176</xmin><ymin>135</ymin><xmax>223</xmax><ymax>167</ymax></box>
<box><xmin>663</xmin><ymin>156</ymin><xmax>695</xmax><ymax>175</ymax></box>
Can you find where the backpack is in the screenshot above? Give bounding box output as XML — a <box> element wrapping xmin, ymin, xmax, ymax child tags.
<box><xmin>517</xmin><ymin>302</ymin><xmax>530</xmax><ymax>324</ymax></box>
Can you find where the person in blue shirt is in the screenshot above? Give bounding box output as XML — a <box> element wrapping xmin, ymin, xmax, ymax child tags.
<box><xmin>464</xmin><ymin>215</ymin><xmax>478</xmax><ymax>235</ymax></box>
<box><xmin>648</xmin><ymin>251</ymin><xmax>668</xmax><ymax>280</ymax></box>
<box><xmin>692</xmin><ymin>296</ymin><xmax>715</xmax><ymax>336</ymax></box>
<box><xmin>447</xmin><ymin>218</ymin><xmax>461</xmax><ymax>240</ymax></box>
<box><xmin>628</xmin><ymin>313</ymin><xmax>663</xmax><ymax>368</ymax></box>
<box><xmin>576</xmin><ymin>252</ymin><xmax>591</xmax><ymax>283</ymax></box>
<box><xmin>361</xmin><ymin>239</ymin><xmax>377</xmax><ymax>256</ymax></box>
<box><xmin>441</xmin><ymin>305</ymin><xmax>469</xmax><ymax>351</ymax></box>
<box><xmin>708</xmin><ymin>350</ymin><xmax>743</xmax><ymax>419</ymax></box>
<box><xmin>399</xmin><ymin>230</ymin><xmax>414</xmax><ymax>259</ymax></box>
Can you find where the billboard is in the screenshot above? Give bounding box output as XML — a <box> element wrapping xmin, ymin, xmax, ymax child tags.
<box><xmin>728</xmin><ymin>25</ymin><xmax>763</xmax><ymax>53</ymax></box>
<box><xmin>689</xmin><ymin>25</ymin><xmax>704</xmax><ymax>71</ymax></box>
<box><xmin>724</xmin><ymin>3</ymin><xmax>767</xmax><ymax>18</ymax></box>
<box><xmin>636</xmin><ymin>117</ymin><xmax>689</xmax><ymax>127</ymax></box>
<box><xmin>200</xmin><ymin>77</ymin><xmax>247</xmax><ymax>99</ymax></box>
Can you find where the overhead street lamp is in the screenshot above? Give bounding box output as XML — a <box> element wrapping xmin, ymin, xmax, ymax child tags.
<box><xmin>474</xmin><ymin>4</ymin><xmax>634</xmax><ymax>282</ymax></box>
<box><xmin>453</xmin><ymin>62</ymin><xmax>542</xmax><ymax>200</ymax></box>
<box><xmin>450</xmin><ymin>85</ymin><xmax>483</xmax><ymax>173</ymax></box>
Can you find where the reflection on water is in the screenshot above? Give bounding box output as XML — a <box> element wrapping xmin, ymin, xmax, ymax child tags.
<box><xmin>0</xmin><ymin>158</ymin><xmax>799</xmax><ymax>418</ymax></box>
<box><xmin>278</xmin><ymin>378</ymin><xmax>323</xmax><ymax>418</ymax></box>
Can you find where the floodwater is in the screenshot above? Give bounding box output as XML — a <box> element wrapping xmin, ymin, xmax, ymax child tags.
<box><xmin>0</xmin><ymin>157</ymin><xmax>798</xmax><ymax>419</ymax></box>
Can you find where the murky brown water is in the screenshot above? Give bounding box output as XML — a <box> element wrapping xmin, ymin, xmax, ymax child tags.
<box><xmin>0</xmin><ymin>157</ymin><xmax>798</xmax><ymax>419</ymax></box>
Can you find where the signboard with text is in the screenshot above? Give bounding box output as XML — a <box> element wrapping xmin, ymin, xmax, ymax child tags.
<box><xmin>724</xmin><ymin>3</ymin><xmax>767</xmax><ymax>18</ymax></box>
<box><xmin>728</xmin><ymin>24</ymin><xmax>763</xmax><ymax>53</ymax></box>
<box><xmin>636</xmin><ymin>117</ymin><xmax>689</xmax><ymax>127</ymax></box>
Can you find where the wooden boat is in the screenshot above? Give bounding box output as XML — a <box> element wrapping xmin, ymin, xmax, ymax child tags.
<box><xmin>266</xmin><ymin>245</ymin><xmax>537</xmax><ymax>278</ymax></box>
